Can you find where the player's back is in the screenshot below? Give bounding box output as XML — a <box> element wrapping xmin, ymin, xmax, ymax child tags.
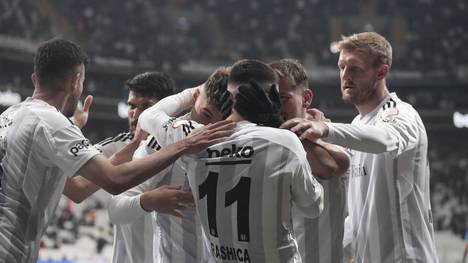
<box><xmin>0</xmin><ymin>98</ymin><xmax>99</xmax><ymax>262</ymax></box>
<box><xmin>184</xmin><ymin>121</ymin><xmax>323</xmax><ymax>263</ymax></box>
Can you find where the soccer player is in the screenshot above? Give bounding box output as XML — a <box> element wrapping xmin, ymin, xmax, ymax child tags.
<box><xmin>109</xmin><ymin>67</ymin><xmax>230</xmax><ymax>262</ymax></box>
<box><xmin>281</xmin><ymin>32</ymin><xmax>438</xmax><ymax>263</ymax></box>
<box><xmin>270</xmin><ymin>58</ymin><xmax>349</xmax><ymax>263</ymax></box>
<box><xmin>140</xmin><ymin>59</ymin><xmax>324</xmax><ymax>262</ymax></box>
<box><xmin>0</xmin><ymin>38</ymin><xmax>233</xmax><ymax>263</ymax></box>
<box><xmin>94</xmin><ymin>72</ymin><xmax>178</xmax><ymax>263</ymax></box>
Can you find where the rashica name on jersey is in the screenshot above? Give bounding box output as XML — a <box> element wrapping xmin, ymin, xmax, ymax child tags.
<box><xmin>210</xmin><ymin>242</ymin><xmax>251</xmax><ymax>262</ymax></box>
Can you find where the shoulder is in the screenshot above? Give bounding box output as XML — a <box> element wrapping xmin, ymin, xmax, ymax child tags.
<box><xmin>164</xmin><ymin>116</ymin><xmax>203</xmax><ymax>137</ymax></box>
<box><xmin>378</xmin><ymin>93</ymin><xmax>420</xmax><ymax>123</ymax></box>
<box><xmin>239</xmin><ymin>125</ymin><xmax>306</xmax><ymax>157</ymax></box>
<box><xmin>96</xmin><ymin>132</ymin><xmax>134</xmax><ymax>147</ymax></box>
<box><xmin>16</xmin><ymin>101</ymin><xmax>75</xmax><ymax>134</ymax></box>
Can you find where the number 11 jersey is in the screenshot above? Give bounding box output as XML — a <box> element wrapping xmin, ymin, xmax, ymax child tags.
<box><xmin>182</xmin><ymin>121</ymin><xmax>324</xmax><ymax>263</ymax></box>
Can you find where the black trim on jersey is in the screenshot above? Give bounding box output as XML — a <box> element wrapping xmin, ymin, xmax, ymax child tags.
<box><xmin>182</xmin><ymin>120</ymin><xmax>196</xmax><ymax>136</ymax></box>
<box><xmin>162</xmin><ymin>117</ymin><xmax>177</xmax><ymax>131</ymax></box>
<box><xmin>146</xmin><ymin>136</ymin><xmax>162</xmax><ymax>151</ymax></box>
<box><xmin>67</xmin><ymin>117</ymin><xmax>75</xmax><ymax>126</ymax></box>
<box><xmin>382</xmin><ymin>98</ymin><xmax>397</xmax><ymax>110</ymax></box>
<box><xmin>97</xmin><ymin>132</ymin><xmax>134</xmax><ymax>146</ymax></box>
<box><xmin>205</xmin><ymin>160</ymin><xmax>252</xmax><ymax>166</ymax></box>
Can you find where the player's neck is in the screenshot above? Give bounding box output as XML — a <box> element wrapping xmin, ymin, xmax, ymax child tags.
<box><xmin>32</xmin><ymin>88</ymin><xmax>69</xmax><ymax>113</ymax></box>
<box><xmin>356</xmin><ymin>84</ymin><xmax>390</xmax><ymax>117</ymax></box>
<box><xmin>226</xmin><ymin>110</ymin><xmax>245</xmax><ymax>123</ymax></box>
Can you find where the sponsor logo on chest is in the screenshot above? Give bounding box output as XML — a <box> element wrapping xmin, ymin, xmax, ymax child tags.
<box><xmin>207</xmin><ymin>144</ymin><xmax>254</xmax><ymax>158</ymax></box>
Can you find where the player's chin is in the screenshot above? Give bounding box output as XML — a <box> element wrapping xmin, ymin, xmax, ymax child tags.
<box><xmin>342</xmin><ymin>92</ymin><xmax>358</xmax><ymax>104</ymax></box>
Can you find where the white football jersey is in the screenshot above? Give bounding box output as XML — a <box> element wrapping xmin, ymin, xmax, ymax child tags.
<box><xmin>0</xmin><ymin>98</ymin><xmax>100</xmax><ymax>263</ymax></box>
<box><xmin>94</xmin><ymin>131</ymin><xmax>134</xmax><ymax>157</ymax></box>
<box><xmin>182</xmin><ymin>121</ymin><xmax>324</xmax><ymax>263</ymax></box>
<box><xmin>324</xmin><ymin>93</ymin><xmax>438</xmax><ymax>263</ymax></box>
<box><xmin>94</xmin><ymin>133</ymin><xmax>158</xmax><ymax>263</ymax></box>
<box><xmin>292</xmin><ymin>175</ymin><xmax>347</xmax><ymax>263</ymax></box>
<box><xmin>138</xmin><ymin>87</ymin><xmax>217</xmax><ymax>263</ymax></box>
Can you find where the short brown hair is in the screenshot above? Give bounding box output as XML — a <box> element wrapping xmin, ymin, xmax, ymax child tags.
<box><xmin>269</xmin><ymin>58</ymin><xmax>308</xmax><ymax>89</ymax></box>
<box><xmin>205</xmin><ymin>66</ymin><xmax>230</xmax><ymax>110</ymax></box>
<box><xmin>334</xmin><ymin>32</ymin><xmax>392</xmax><ymax>67</ymax></box>
<box><xmin>228</xmin><ymin>59</ymin><xmax>278</xmax><ymax>87</ymax></box>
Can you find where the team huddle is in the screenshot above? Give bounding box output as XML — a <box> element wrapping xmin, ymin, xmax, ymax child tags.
<box><xmin>0</xmin><ymin>32</ymin><xmax>439</xmax><ymax>263</ymax></box>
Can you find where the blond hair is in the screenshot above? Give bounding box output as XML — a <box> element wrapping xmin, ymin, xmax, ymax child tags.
<box><xmin>205</xmin><ymin>66</ymin><xmax>230</xmax><ymax>110</ymax></box>
<box><xmin>335</xmin><ymin>32</ymin><xmax>392</xmax><ymax>68</ymax></box>
<box><xmin>269</xmin><ymin>58</ymin><xmax>308</xmax><ymax>89</ymax></box>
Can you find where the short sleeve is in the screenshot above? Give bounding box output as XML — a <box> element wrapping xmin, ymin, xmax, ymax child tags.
<box><xmin>38</xmin><ymin>124</ymin><xmax>100</xmax><ymax>178</ymax></box>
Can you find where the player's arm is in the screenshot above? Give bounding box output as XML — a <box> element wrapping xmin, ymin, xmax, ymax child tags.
<box><xmin>139</xmin><ymin>86</ymin><xmax>198</xmax><ymax>137</ymax></box>
<box><xmin>321</xmin><ymin>142</ymin><xmax>350</xmax><ymax>176</ymax></box>
<box><xmin>288</xmin><ymin>136</ymin><xmax>324</xmax><ymax>218</ymax></box>
<box><xmin>107</xmin><ymin>141</ymin><xmax>193</xmax><ymax>222</ymax></box>
<box><xmin>302</xmin><ymin>140</ymin><xmax>339</xmax><ymax>180</ymax></box>
<box><xmin>282</xmin><ymin>109</ymin><xmax>419</xmax><ymax>156</ymax></box>
<box><xmin>63</xmin><ymin>128</ymin><xmax>148</xmax><ymax>202</ymax></box>
<box><xmin>79</xmin><ymin>120</ymin><xmax>234</xmax><ymax>195</ymax></box>
<box><xmin>63</xmin><ymin>176</ymin><xmax>99</xmax><ymax>203</ymax></box>
<box><xmin>286</xmin><ymin>109</ymin><xmax>350</xmax><ymax>179</ymax></box>
<box><xmin>291</xmin><ymin>156</ymin><xmax>324</xmax><ymax>218</ymax></box>
<box><xmin>302</xmin><ymin>140</ymin><xmax>350</xmax><ymax>180</ymax></box>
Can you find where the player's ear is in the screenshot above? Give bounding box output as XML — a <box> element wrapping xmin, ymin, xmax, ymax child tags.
<box><xmin>68</xmin><ymin>72</ymin><xmax>81</xmax><ymax>92</ymax></box>
<box><xmin>376</xmin><ymin>64</ymin><xmax>389</xmax><ymax>80</ymax></box>
<box><xmin>303</xmin><ymin>88</ymin><xmax>313</xmax><ymax>108</ymax></box>
<box><xmin>31</xmin><ymin>73</ymin><xmax>38</xmax><ymax>87</ymax></box>
<box><xmin>192</xmin><ymin>88</ymin><xmax>200</xmax><ymax>103</ymax></box>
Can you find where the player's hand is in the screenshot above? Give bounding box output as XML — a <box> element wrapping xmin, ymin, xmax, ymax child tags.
<box><xmin>307</xmin><ymin>108</ymin><xmax>330</xmax><ymax>122</ymax></box>
<box><xmin>140</xmin><ymin>185</ymin><xmax>194</xmax><ymax>218</ymax></box>
<box><xmin>280</xmin><ymin>118</ymin><xmax>329</xmax><ymax>141</ymax></box>
<box><xmin>183</xmin><ymin>120</ymin><xmax>235</xmax><ymax>153</ymax></box>
<box><xmin>70</xmin><ymin>95</ymin><xmax>93</xmax><ymax>128</ymax></box>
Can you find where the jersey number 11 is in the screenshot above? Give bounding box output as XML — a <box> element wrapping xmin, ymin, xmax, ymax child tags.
<box><xmin>198</xmin><ymin>171</ymin><xmax>251</xmax><ymax>242</ymax></box>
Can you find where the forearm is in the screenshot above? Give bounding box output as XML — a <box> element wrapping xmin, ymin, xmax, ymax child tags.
<box><xmin>139</xmin><ymin>87</ymin><xmax>196</xmax><ymax>135</ymax></box>
<box><xmin>64</xmin><ymin>142</ymin><xmax>141</xmax><ymax>202</ymax></box>
<box><xmin>324</xmin><ymin>122</ymin><xmax>399</xmax><ymax>153</ymax></box>
<box><xmin>80</xmin><ymin>139</ymin><xmax>188</xmax><ymax>195</ymax></box>
<box><xmin>317</xmin><ymin>141</ymin><xmax>350</xmax><ymax>176</ymax></box>
<box><xmin>303</xmin><ymin>140</ymin><xmax>338</xmax><ymax>180</ymax></box>
<box><xmin>63</xmin><ymin>176</ymin><xmax>100</xmax><ymax>203</ymax></box>
<box><xmin>108</xmin><ymin>194</ymin><xmax>149</xmax><ymax>224</ymax></box>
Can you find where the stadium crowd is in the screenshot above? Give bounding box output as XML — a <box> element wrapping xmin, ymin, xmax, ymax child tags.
<box><xmin>1</xmin><ymin>0</ymin><xmax>467</xmax><ymax>72</ymax></box>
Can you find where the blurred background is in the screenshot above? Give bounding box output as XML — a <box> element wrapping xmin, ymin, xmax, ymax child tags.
<box><xmin>1</xmin><ymin>0</ymin><xmax>467</xmax><ymax>262</ymax></box>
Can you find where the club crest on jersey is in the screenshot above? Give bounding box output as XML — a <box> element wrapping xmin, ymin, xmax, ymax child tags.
<box><xmin>0</xmin><ymin>116</ymin><xmax>13</xmax><ymax>129</ymax></box>
<box><xmin>69</xmin><ymin>139</ymin><xmax>91</xmax><ymax>156</ymax></box>
<box><xmin>207</xmin><ymin>144</ymin><xmax>254</xmax><ymax>158</ymax></box>
<box><xmin>381</xmin><ymin>98</ymin><xmax>399</xmax><ymax>123</ymax></box>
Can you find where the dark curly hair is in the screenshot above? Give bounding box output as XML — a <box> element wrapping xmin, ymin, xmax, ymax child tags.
<box><xmin>34</xmin><ymin>38</ymin><xmax>88</xmax><ymax>89</ymax></box>
<box><xmin>126</xmin><ymin>72</ymin><xmax>175</xmax><ymax>100</ymax></box>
